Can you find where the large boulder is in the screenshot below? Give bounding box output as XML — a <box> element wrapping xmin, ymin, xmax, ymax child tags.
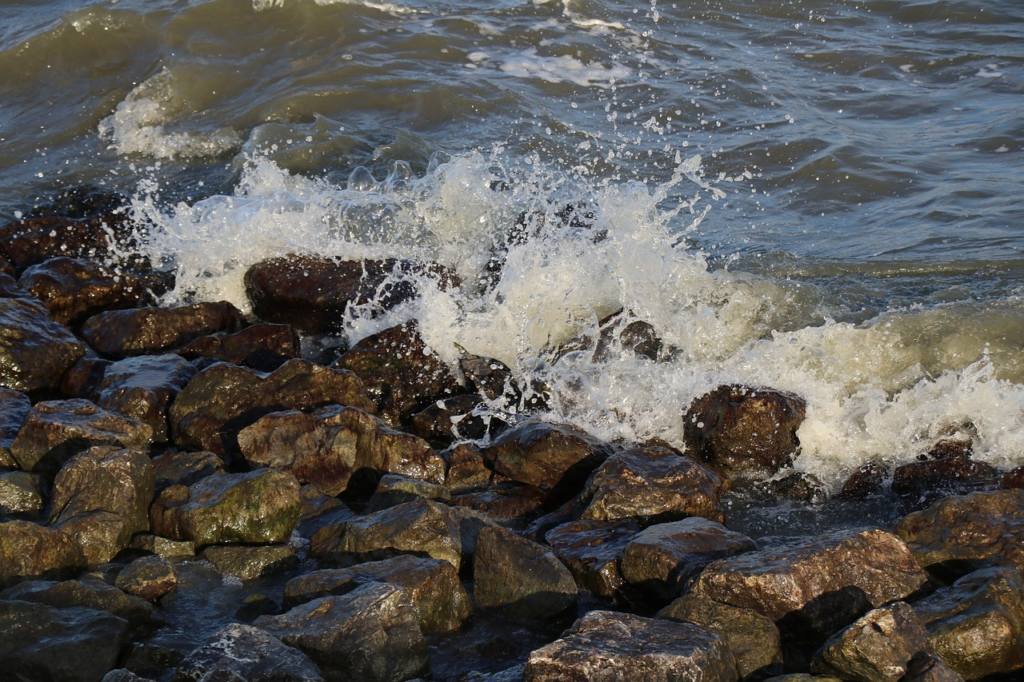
<box><xmin>18</xmin><ymin>257</ymin><xmax>152</xmax><ymax>326</ymax></box>
<box><xmin>524</xmin><ymin>610</ymin><xmax>738</xmax><ymax>682</ymax></box>
<box><xmin>810</xmin><ymin>601</ymin><xmax>928</xmax><ymax>682</ymax></box>
<box><xmin>94</xmin><ymin>355</ymin><xmax>198</xmax><ymax>442</ymax></box>
<box><xmin>81</xmin><ymin>302</ymin><xmax>246</xmax><ymax>358</ymax></box>
<box><xmin>545</xmin><ymin>519</ymin><xmax>640</xmax><ymax>601</ymax></box>
<box><xmin>0</xmin><ymin>575</ymin><xmax>155</xmax><ymax>630</ymax></box>
<box><xmin>171</xmin><ymin>622</ymin><xmax>324</xmax><ymax>682</ymax></box>
<box><xmin>682</xmin><ymin>385</ymin><xmax>806</xmax><ymax>477</ymax></box>
<box><xmin>0</xmin><ymin>520</ymin><xmax>85</xmax><ymax>586</ymax></box>
<box><xmin>0</xmin><ymin>297</ymin><xmax>86</xmax><ymax>392</ymax></box>
<box><xmin>174</xmin><ymin>323</ymin><xmax>300</xmax><ymax>371</ymax></box>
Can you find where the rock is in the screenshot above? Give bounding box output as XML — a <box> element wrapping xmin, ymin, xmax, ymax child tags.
<box><xmin>683</xmin><ymin>384</ymin><xmax>806</xmax><ymax>478</ymax></box>
<box><xmin>150</xmin><ymin>468</ymin><xmax>301</xmax><ymax>547</ymax></box>
<box><xmin>49</xmin><ymin>445</ymin><xmax>155</xmax><ymax>565</ymax></box>
<box><xmin>1003</xmin><ymin>466</ymin><xmax>1024</xmax><ymax>489</ymax></box>
<box><xmin>59</xmin><ymin>352</ymin><xmax>112</xmax><ymax>399</ymax></box>
<box><xmin>0</xmin><ymin>388</ymin><xmax>30</xmax><ymax>457</ymax></box>
<box><xmin>0</xmin><ymin>471</ymin><xmax>42</xmax><ymax>515</ymax></box>
<box><xmin>0</xmin><ymin>575</ymin><xmax>155</xmax><ymax>630</ymax></box>
<box><xmin>895</xmin><ymin>488</ymin><xmax>1024</xmax><ymax>575</ymax></box>
<box><xmin>692</xmin><ymin>528</ymin><xmax>927</xmax><ymax>639</ymax></box>
<box><xmin>459</xmin><ymin>351</ymin><xmax>520</xmax><ymax>402</ymax></box>
<box><xmin>620</xmin><ymin>517</ymin><xmax>757</xmax><ymax>600</ymax></box>
<box><xmin>0</xmin><ymin>520</ymin><xmax>85</xmax><ymax>586</ymax></box>
<box><xmin>235</xmin><ymin>593</ymin><xmax>281</xmax><ymax>622</ymax></box>
<box><xmin>151</xmin><ymin>449</ymin><xmax>225</xmax><ymax>491</ymax></box>
<box><xmin>368</xmin><ymin>473</ymin><xmax>450</xmax><ymax>511</ymax></box>
<box><xmin>171</xmin><ymin>622</ymin><xmax>324</xmax><ymax>682</ymax></box>
<box><xmin>892</xmin><ymin>456</ymin><xmax>1000</xmax><ymax>510</ymax></box>
<box><xmin>579</xmin><ymin>446</ymin><xmax>727</xmax><ymax>525</ymax></box>
<box><xmin>810</xmin><ymin>601</ymin><xmax>928</xmax><ymax>682</ymax></box>
<box><xmin>10</xmin><ymin>399</ymin><xmax>152</xmax><ymax>477</ymax></box>
<box><xmin>838</xmin><ymin>461</ymin><xmax>888</xmax><ymax>500</ymax></box>
<box><xmin>283</xmin><ymin>555</ymin><xmax>471</xmax><ymax>634</ymax></box>
<box><xmin>473</xmin><ymin>525</ymin><xmax>577</xmax><ymax>622</ymax></box>
<box><xmin>0</xmin><ymin>214</ymin><xmax>129</xmax><ymax>273</ymax></box>
<box><xmin>114</xmin><ymin>554</ymin><xmax>177</xmax><ymax>601</ymax></box>
<box><xmin>409</xmin><ymin>394</ymin><xmax>487</xmax><ymax>445</ymax></box>
<box><xmin>129</xmin><ymin>533</ymin><xmax>196</xmax><ymax>558</ymax></box>
<box><xmin>81</xmin><ymin>302</ymin><xmax>246</xmax><ymax>358</ymax></box>
<box><xmin>103</xmin><ymin>670</ymin><xmax>156</xmax><ymax>682</ymax></box>
<box><xmin>175</xmin><ymin>323</ymin><xmax>300</xmax><ymax>371</ymax></box>
<box><xmin>120</xmin><ymin>641</ymin><xmax>187</xmax><ymax>679</ymax></box>
<box><xmin>94</xmin><ymin>355</ymin><xmax>198</xmax><ymax>442</ymax></box>
<box><xmin>482</xmin><ymin>421</ymin><xmax>613</xmax><ymax>497</ymax></box>
<box><xmin>659</xmin><ymin>593</ymin><xmax>782</xmax><ymax>679</ymax></box>
<box><xmin>0</xmin><ymin>297</ymin><xmax>87</xmax><ymax>392</ymax></box>
<box><xmin>297</xmin><ymin>485</ymin><xmax>357</xmax><ymax>538</ymax></box>
<box><xmin>237</xmin><ymin>404</ymin><xmax>444</xmax><ymax>497</ymax></box>
<box><xmin>331</xmin><ymin>320</ymin><xmax>462</xmax><ymax>425</ymax></box>
<box><xmin>202</xmin><ymin>544</ymin><xmax>298</xmax><ymax>580</ymax></box>
<box><xmin>446</xmin><ymin>443</ymin><xmax>492</xmax><ymax>494</ymax></box>
<box><xmin>255</xmin><ymin>582</ymin><xmax>429</xmax><ymax>682</ymax></box>
<box><xmin>169</xmin><ymin>359</ymin><xmax>375</xmax><ymax>458</ymax></box>
<box><xmin>912</xmin><ymin>567</ymin><xmax>1024</xmax><ymax>680</ymax></box>
<box><xmin>545</xmin><ymin>519</ymin><xmax>640</xmax><ymax>600</ymax></box>
<box><xmin>0</xmin><ymin>599</ymin><xmax>130</xmax><ymax>682</ymax></box>
<box><xmin>524</xmin><ymin>610</ymin><xmax>738</xmax><ymax>682</ymax></box>
<box><xmin>18</xmin><ymin>257</ymin><xmax>151</xmax><ymax>326</ymax></box>
<box><xmin>451</xmin><ymin>482</ymin><xmax>550</xmax><ymax>526</ymax></box>
<box><xmin>902</xmin><ymin>652</ymin><xmax>965</xmax><ymax>682</ymax></box>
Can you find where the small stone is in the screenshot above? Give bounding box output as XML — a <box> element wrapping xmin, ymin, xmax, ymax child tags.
<box><xmin>115</xmin><ymin>554</ymin><xmax>177</xmax><ymax>602</ymax></box>
<box><xmin>129</xmin><ymin>533</ymin><xmax>196</xmax><ymax>558</ymax></box>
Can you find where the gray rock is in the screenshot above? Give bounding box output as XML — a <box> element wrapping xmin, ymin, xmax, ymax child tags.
<box><xmin>95</xmin><ymin>354</ymin><xmax>198</xmax><ymax>442</ymax></box>
<box><xmin>202</xmin><ymin>544</ymin><xmax>299</xmax><ymax>580</ymax></box>
<box><xmin>171</xmin><ymin>622</ymin><xmax>324</xmax><ymax>682</ymax></box>
<box><xmin>811</xmin><ymin>601</ymin><xmax>928</xmax><ymax>682</ymax></box>
<box><xmin>103</xmin><ymin>670</ymin><xmax>155</xmax><ymax>682</ymax></box>
<box><xmin>0</xmin><ymin>297</ymin><xmax>86</xmax><ymax>392</ymax></box>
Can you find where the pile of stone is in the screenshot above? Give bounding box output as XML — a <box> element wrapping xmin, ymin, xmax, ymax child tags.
<box><xmin>1</xmin><ymin>194</ymin><xmax>1023</xmax><ymax>682</ymax></box>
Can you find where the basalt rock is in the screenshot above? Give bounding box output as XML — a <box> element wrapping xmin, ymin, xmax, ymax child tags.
<box><xmin>473</xmin><ymin>524</ymin><xmax>578</xmax><ymax>622</ymax></box>
<box><xmin>81</xmin><ymin>302</ymin><xmax>245</xmax><ymax>359</ymax></box>
<box><xmin>283</xmin><ymin>555</ymin><xmax>471</xmax><ymax>634</ymax></box>
<box><xmin>171</xmin><ymin>622</ymin><xmax>324</xmax><ymax>682</ymax></box>
<box><xmin>524</xmin><ymin>610</ymin><xmax>738</xmax><ymax>682</ymax></box>
<box><xmin>545</xmin><ymin>519</ymin><xmax>640</xmax><ymax>601</ymax></box>
<box><xmin>151</xmin><ymin>449</ymin><xmax>225</xmax><ymax>491</ymax></box>
<box><xmin>169</xmin><ymin>359</ymin><xmax>375</xmax><ymax>458</ymax></box>
<box><xmin>0</xmin><ymin>297</ymin><xmax>87</xmax><ymax>392</ymax></box>
<box><xmin>810</xmin><ymin>601</ymin><xmax>928</xmax><ymax>682</ymax></box>
<box><xmin>255</xmin><ymin>583</ymin><xmax>429</xmax><ymax>682</ymax></box>
<box><xmin>579</xmin><ymin>446</ymin><xmax>727</xmax><ymax>525</ymax></box>
<box><xmin>49</xmin><ymin>445</ymin><xmax>155</xmax><ymax>565</ymax></box>
<box><xmin>18</xmin><ymin>257</ymin><xmax>156</xmax><ymax>326</ymax></box>
<box><xmin>0</xmin><ymin>575</ymin><xmax>156</xmax><ymax>630</ymax></box>
<box><xmin>691</xmin><ymin>528</ymin><xmax>927</xmax><ymax>640</ymax></box>
<box><xmin>0</xmin><ymin>471</ymin><xmax>42</xmax><ymax>515</ymax></box>
<box><xmin>201</xmin><ymin>544</ymin><xmax>298</xmax><ymax>580</ymax></box>
<box><xmin>94</xmin><ymin>355</ymin><xmax>198</xmax><ymax>442</ymax></box>
<box><xmin>892</xmin><ymin>456</ymin><xmax>1000</xmax><ymax>510</ymax></box>
<box><xmin>683</xmin><ymin>384</ymin><xmax>806</xmax><ymax>478</ymax></box>
<box><xmin>149</xmin><ymin>468</ymin><xmax>301</xmax><ymax>547</ymax></box>
<box><xmin>0</xmin><ymin>520</ymin><xmax>85</xmax><ymax>586</ymax></box>
<box><xmin>10</xmin><ymin>399</ymin><xmax>152</xmax><ymax>477</ymax></box>
<box><xmin>114</xmin><ymin>554</ymin><xmax>177</xmax><ymax>602</ymax></box>
<box><xmin>175</xmin><ymin>322</ymin><xmax>301</xmax><ymax>371</ymax></box>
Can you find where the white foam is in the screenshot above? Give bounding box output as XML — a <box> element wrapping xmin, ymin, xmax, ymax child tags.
<box><xmin>498</xmin><ymin>50</ymin><xmax>631</xmax><ymax>88</ymax></box>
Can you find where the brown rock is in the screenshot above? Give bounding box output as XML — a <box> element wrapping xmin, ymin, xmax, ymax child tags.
<box><xmin>446</xmin><ymin>442</ymin><xmax>492</xmax><ymax>494</ymax></box>
<box><xmin>459</xmin><ymin>351</ymin><xmax>519</xmax><ymax>402</ymax></box>
<box><xmin>451</xmin><ymin>482</ymin><xmax>550</xmax><ymax>526</ymax></box>
<box><xmin>175</xmin><ymin>322</ymin><xmax>301</xmax><ymax>370</ymax></box>
<box><xmin>892</xmin><ymin>456</ymin><xmax>1000</xmax><ymax>509</ymax></box>
<box><xmin>545</xmin><ymin>519</ymin><xmax>639</xmax><ymax>601</ymax></box>
<box><xmin>0</xmin><ymin>520</ymin><xmax>85</xmax><ymax>586</ymax></box>
<box><xmin>202</xmin><ymin>544</ymin><xmax>298</xmax><ymax>580</ymax></box>
<box><xmin>838</xmin><ymin>461</ymin><xmax>888</xmax><ymax>500</ymax></box>
<box><xmin>81</xmin><ymin>301</ymin><xmax>246</xmax><ymax>358</ymax></box>
<box><xmin>368</xmin><ymin>473</ymin><xmax>451</xmax><ymax>511</ymax></box>
<box><xmin>59</xmin><ymin>353</ymin><xmax>112</xmax><ymax>399</ymax></box>
<box><xmin>18</xmin><ymin>257</ymin><xmax>151</xmax><ymax>326</ymax></box>
<box><xmin>0</xmin><ymin>574</ymin><xmax>155</xmax><ymax>630</ymax></box>
<box><xmin>115</xmin><ymin>554</ymin><xmax>177</xmax><ymax>601</ymax></box>
<box><xmin>408</xmin><ymin>394</ymin><xmax>487</xmax><ymax>445</ymax></box>
<box><xmin>151</xmin><ymin>449</ymin><xmax>225</xmax><ymax>491</ymax></box>
<box><xmin>170</xmin><ymin>622</ymin><xmax>324</xmax><ymax>682</ymax></box>
<box><xmin>811</xmin><ymin>601</ymin><xmax>928</xmax><ymax>682</ymax></box>
<box><xmin>1002</xmin><ymin>466</ymin><xmax>1024</xmax><ymax>489</ymax></box>
<box><xmin>0</xmin><ymin>297</ymin><xmax>87</xmax><ymax>392</ymax></box>
<box><xmin>902</xmin><ymin>652</ymin><xmax>966</xmax><ymax>682</ymax></box>
<box><xmin>0</xmin><ymin>388</ymin><xmax>31</xmax><ymax>457</ymax></box>
<box><xmin>94</xmin><ymin>354</ymin><xmax>198</xmax><ymax>442</ymax></box>
<box><xmin>0</xmin><ymin>214</ymin><xmax>129</xmax><ymax>273</ymax></box>
<box><xmin>0</xmin><ymin>471</ymin><xmax>43</xmax><ymax>515</ymax></box>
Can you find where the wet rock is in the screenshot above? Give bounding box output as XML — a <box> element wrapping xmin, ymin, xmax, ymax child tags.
<box><xmin>810</xmin><ymin>601</ymin><xmax>928</xmax><ymax>682</ymax></box>
<box><xmin>297</xmin><ymin>485</ymin><xmax>356</xmax><ymax>539</ymax></box>
<box><xmin>49</xmin><ymin>445</ymin><xmax>155</xmax><ymax>565</ymax></box>
<box><xmin>451</xmin><ymin>482</ymin><xmax>550</xmax><ymax>526</ymax></box>
<box><xmin>912</xmin><ymin>567</ymin><xmax>1024</xmax><ymax>680</ymax></box>
<box><xmin>579</xmin><ymin>446</ymin><xmax>728</xmax><ymax>525</ymax></box>
<box><xmin>524</xmin><ymin>610</ymin><xmax>738</xmax><ymax>682</ymax></box>
<box><xmin>409</xmin><ymin>394</ymin><xmax>487</xmax><ymax>445</ymax></box>
<box><xmin>104</xmin><ymin>670</ymin><xmax>156</xmax><ymax>682</ymax></box>
<box><xmin>0</xmin><ymin>599</ymin><xmax>130</xmax><ymax>682</ymax></box>
<box><xmin>171</xmin><ymin>622</ymin><xmax>324</xmax><ymax>682</ymax></box>
<box><xmin>120</xmin><ymin>642</ymin><xmax>187</xmax><ymax>679</ymax></box>
<box><xmin>255</xmin><ymin>582</ymin><xmax>429</xmax><ymax>682</ymax></box>
<box><xmin>59</xmin><ymin>352</ymin><xmax>112</xmax><ymax>399</ymax></box>
<box><xmin>237</xmin><ymin>404</ymin><xmax>443</xmax><ymax>497</ymax></box>
<box><xmin>0</xmin><ymin>471</ymin><xmax>42</xmax><ymax>515</ymax></box>
<box><xmin>692</xmin><ymin>528</ymin><xmax>928</xmax><ymax>639</ymax></box>
<box><xmin>151</xmin><ymin>449</ymin><xmax>225</xmax><ymax>491</ymax></box>
<box><xmin>0</xmin><ymin>214</ymin><xmax>130</xmax><ymax>273</ymax></box>
<box><xmin>1002</xmin><ymin>466</ymin><xmax>1024</xmax><ymax>489</ymax></box>
<box><xmin>368</xmin><ymin>473</ymin><xmax>451</xmax><ymax>510</ymax></box>
<box><xmin>175</xmin><ymin>322</ymin><xmax>301</xmax><ymax>371</ymax></box>
<box><xmin>18</xmin><ymin>257</ymin><xmax>152</xmax><ymax>326</ymax></box>
<box><xmin>129</xmin><ymin>533</ymin><xmax>196</xmax><ymax>558</ymax></box>
<box><xmin>10</xmin><ymin>399</ymin><xmax>152</xmax><ymax>477</ymax></box>
<box><xmin>545</xmin><ymin>519</ymin><xmax>640</xmax><ymax>600</ymax></box>
<box><xmin>459</xmin><ymin>351</ymin><xmax>520</xmax><ymax>402</ymax></box>
<box><xmin>683</xmin><ymin>384</ymin><xmax>806</xmax><ymax>478</ymax></box>
<box><xmin>892</xmin><ymin>456</ymin><xmax>1000</xmax><ymax>510</ymax></box>
<box><xmin>658</xmin><ymin>593</ymin><xmax>782</xmax><ymax>680</ymax></box>
<box><xmin>838</xmin><ymin>461</ymin><xmax>888</xmax><ymax>500</ymax></box>
<box><xmin>0</xmin><ymin>520</ymin><xmax>85</xmax><ymax>586</ymax></box>
<box><xmin>332</xmin><ymin>320</ymin><xmax>462</xmax><ymax>425</ymax></box>
<box><xmin>0</xmin><ymin>272</ymin><xmax>28</xmax><ymax>296</ymax></box>
<box><xmin>114</xmin><ymin>554</ymin><xmax>177</xmax><ymax>602</ymax></box>
<box><xmin>621</xmin><ymin>517</ymin><xmax>757</xmax><ymax>600</ymax></box>
<box><xmin>473</xmin><ymin>524</ymin><xmax>577</xmax><ymax>622</ymax></box>
<box><xmin>169</xmin><ymin>358</ymin><xmax>375</xmax><ymax>458</ymax></box>
<box><xmin>283</xmin><ymin>555</ymin><xmax>471</xmax><ymax>634</ymax></box>
<box><xmin>234</xmin><ymin>593</ymin><xmax>281</xmax><ymax>622</ymax></box>
<box><xmin>445</xmin><ymin>443</ymin><xmax>491</xmax><ymax>494</ymax></box>
<box><xmin>902</xmin><ymin>652</ymin><xmax>965</xmax><ymax>682</ymax></box>
<box><xmin>0</xmin><ymin>297</ymin><xmax>87</xmax><ymax>392</ymax></box>
<box><xmin>81</xmin><ymin>301</ymin><xmax>246</xmax><ymax>358</ymax></box>
<box><xmin>894</xmin><ymin>488</ymin><xmax>1024</xmax><ymax>574</ymax></box>
<box><xmin>150</xmin><ymin>468</ymin><xmax>301</xmax><ymax>547</ymax></box>
<box><xmin>0</xmin><ymin>388</ymin><xmax>30</xmax><ymax>457</ymax></box>
<box><xmin>94</xmin><ymin>355</ymin><xmax>198</xmax><ymax>442</ymax></box>
<box><xmin>482</xmin><ymin>420</ymin><xmax>613</xmax><ymax>497</ymax></box>
<box><xmin>0</xmin><ymin>575</ymin><xmax>155</xmax><ymax>630</ymax></box>
<box><xmin>201</xmin><ymin>544</ymin><xmax>298</xmax><ymax>580</ymax></box>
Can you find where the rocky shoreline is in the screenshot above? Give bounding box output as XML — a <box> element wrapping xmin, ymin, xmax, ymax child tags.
<box><xmin>1</xmin><ymin>190</ymin><xmax>1023</xmax><ymax>682</ymax></box>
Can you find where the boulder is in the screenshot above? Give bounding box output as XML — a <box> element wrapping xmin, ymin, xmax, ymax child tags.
<box><xmin>114</xmin><ymin>554</ymin><xmax>177</xmax><ymax>602</ymax></box>
<box><xmin>59</xmin><ymin>353</ymin><xmax>112</xmax><ymax>399</ymax></box>
<box><xmin>902</xmin><ymin>652</ymin><xmax>966</xmax><ymax>682</ymax></box>
<box><xmin>0</xmin><ymin>471</ymin><xmax>42</xmax><ymax>515</ymax></box>
<box><xmin>810</xmin><ymin>601</ymin><xmax>928</xmax><ymax>682</ymax></box>
<box><xmin>892</xmin><ymin>457</ymin><xmax>1000</xmax><ymax>510</ymax></box>
<box><xmin>683</xmin><ymin>385</ymin><xmax>806</xmax><ymax>477</ymax></box>
<box><xmin>368</xmin><ymin>473</ymin><xmax>451</xmax><ymax>511</ymax></box>
<box><xmin>658</xmin><ymin>594</ymin><xmax>782</xmax><ymax>679</ymax></box>
<box><xmin>150</xmin><ymin>468</ymin><xmax>301</xmax><ymax>547</ymax></box>
<box><xmin>408</xmin><ymin>394</ymin><xmax>487</xmax><ymax>445</ymax></box>
<box><xmin>129</xmin><ymin>533</ymin><xmax>196</xmax><ymax>559</ymax></box>
<box><xmin>171</xmin><ymin>622</ymin><xmax>323</xmax><ymax>682</ymax></box>
<box><xmin>451</xmin><ymin>482</ymin><xmax>551</xmax><ymax>527</ymax></box>
<box><xmin>894</xmin><ymin>488</ymin><xmax>1024</xmax><ymax>574</ymax></box>
<box><xmin>0</xmin><ymin>520</ymin><xmax>85</xmax><ymax>586</ymax></box>
<box><xmin>81</xmin><ymin>302</ymin><xmax>246</xmax><ymax>358</ymax></box>
<box><xmin>621</xmin><ymin>517</ymin><xmax>757</xmax><ymax>599</ymax></box>
<box><xmin>838</xmin><ymin>461</ymin><xmax>888</xmax><ymax>500</ymax></box>
<box><xmin>49</xmin><ymin>445</ymin><xmax>155</xmax><ymax>565</ymax></box>
<box><xmin>169</xmin><ymin>359</ymin><xmax>375</xmax><ymax>458</ymax></box>
<box><xmin>151</xmin><ymin>449</ymin><xmax>225</xmax><ymax>491</ymax></box>
<box><xmin>255</xmin><ymin>583</ymin><xmax>429</xmax><ymax>682</ymax></box>
<box><xmin>202</xmin><ymin>544</ymin><xmax>298</xmax><ymax>580</ymax></box>
<box><xmin>175</xmin><ymin>323</ymin><xmax>300</xmax><ymax>371</ymax></box>
<box><xmin>579</xmin><ymin>446</ymin><xmax>727</xmax><ymax>525</ymax></box>
<box><xmin>0</xmin><ymin>575</ymin><xmax>155</xmax><ymax>630</ymax></box>
<box><xmin>692</xmin><ymin>528</ymin><xmax>928</xmax><ymax>639</ymax></box>
<box><xmin>0</xmin><ymin>388</ymin><xmax>31</xmax><ymax>456</ymax></box>
<box><xmin>545</xmin><ymin>519</ymin><xmax>640</xmax><ymax>600</ymax></box>
<box><xmin>473</xmin><ymin>525</ymin><xmax>578</xmax><ymax>622</ymax></box>
<box><xmin>0</xmin><ymin>214</ymin><xmax>131</xmax><ymax>273</ymax></box>
<box><xmin>283</xmin><ymin>555</ymin><xmax>471</xmax><ymax>634</ymax></box>
<box><xmin>10</xmin><ymin>399</ymin><xmax>152</xmax><ymax>477</ymax></box>
<box><xmin>0</xmin><ymin>297</ymin><xmax>86</xmax><ymax>392</ymax></box>
<box><xmin>912</xmin><ymin>567</ymin><xmax>1024</xmax><ymax>680</ymax></box>
<box><xmin>94</xmin><ymin>355</ymin><xmax>198</xmax><ymax>442</ymax></box>
<box><xmin>524</xmin><ymin>610</ymin><xmax>738</xmax><ymax>682</ymax></box>
<box><xmin>18</xmin><ymin>257</ymin><xmax>151</xmax><ymax>326</ymax></box>
<box><xmin>445</xmin><ymin>442</ymin><xmax>492</xmax><ymax>494</ymax></box>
